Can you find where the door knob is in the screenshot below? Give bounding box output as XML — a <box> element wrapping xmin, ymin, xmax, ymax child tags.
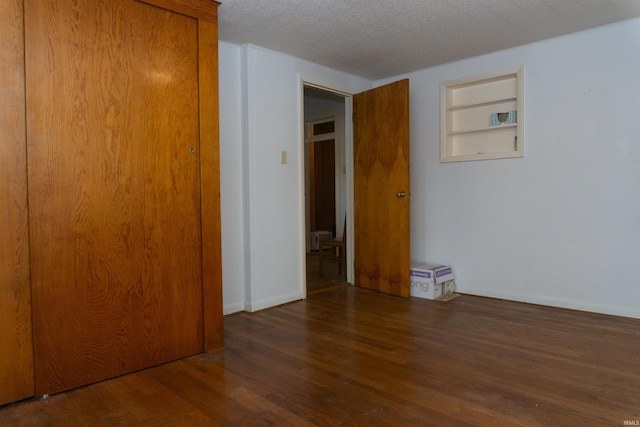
<box><xmin>396</xmin><ymin>191</ymin><xmax>406</xmax><ymax>198</ymax></box>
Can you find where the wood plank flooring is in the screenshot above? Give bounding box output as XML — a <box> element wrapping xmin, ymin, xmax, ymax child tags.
<box><xmin>306</xmin><ymin>251</ymin><xmax>346</xmax><ymax>294</ymax></box>
<box><xmin>1</xmin><ymin>285</ymin><xmax>639</xmax><ymax>426</ymax></box>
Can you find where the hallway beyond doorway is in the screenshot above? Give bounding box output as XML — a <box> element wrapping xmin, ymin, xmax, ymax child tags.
<box><xmin>306</xmin><ymin>251</ymin><xmax>347</xmax><ymax>294</ymax></box>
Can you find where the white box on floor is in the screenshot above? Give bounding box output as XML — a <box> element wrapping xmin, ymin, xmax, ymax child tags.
<box><xmin>410</xmin><ymin>263</ymin><xmax>455</xmax><ymax>300</ymax></box>
<box><xmin>310</xmin><ymin>231</ymin><xmax>332</xmax><ymax>251</ymax></box>
<box><xmin>410</xmin><ymin>280</ymin><xmax>455</xmax><ymax>300</ymax></box>
<box><xmin>411</xmin><ymin>263</ymin><xmax>454</xmax><ymax>284</ymax></box>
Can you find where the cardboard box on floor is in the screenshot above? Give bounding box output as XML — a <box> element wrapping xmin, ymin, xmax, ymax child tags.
<box><xmin>410</xmin><ymin>263</ymin><xmax>456</xmax><ymax>300</ymax></box>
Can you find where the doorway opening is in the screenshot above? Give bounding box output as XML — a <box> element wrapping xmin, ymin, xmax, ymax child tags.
<box><xmin>300</xmin><ymin>78</ymin><xmax>411</xmax><ymax>299</ymax></box>
<box><xmin>303</xmin><ymin>87</ymin><xmax>348</xmax><ymax>293</ymax></box>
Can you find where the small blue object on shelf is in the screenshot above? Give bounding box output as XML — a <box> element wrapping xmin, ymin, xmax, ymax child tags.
<box><xmin>490</xmin><ymin>110</ymin><xmax>517</xmax><ymax>126</ymax></box>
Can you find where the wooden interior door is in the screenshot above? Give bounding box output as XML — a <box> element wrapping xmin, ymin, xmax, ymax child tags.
<box><xmin>353</xmin><ymin>79</ymin><xmax>411</xmax><ymax>297</ymax></box>
<box><xmin>310</xmin><ymin>139</ymin><xmax>336</xmax><ymax>232</ymax></box>
<box><xmin>0</xmin><ymin>0</ymin><xmax>34</xmax><ymax>405</ymax></box>
<box><xmin>26</xmin><ymin>0</ymin><xmax>218</xmax><ymax>395</ymax></box>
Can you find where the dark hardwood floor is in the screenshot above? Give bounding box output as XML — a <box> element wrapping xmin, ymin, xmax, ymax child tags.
<box><xmin>306</xmin><ymin>251</ymin><xmax>346</xmax><ymax>294</ymax></box>
<box><xmin>2</xmin><ymin>286</ymin><xmax>639</xmax><ymax>426</ymax></box>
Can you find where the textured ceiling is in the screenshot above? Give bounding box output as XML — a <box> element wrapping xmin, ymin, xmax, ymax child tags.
<box><xmin>218</xmin><ymin>0</ymin><xmax>640</xmax><ymax>80</ymax></box>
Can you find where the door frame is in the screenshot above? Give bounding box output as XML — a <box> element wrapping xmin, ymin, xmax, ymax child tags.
<box><xmin>299</xmin><ymin>76</ymin><xmax>357</xmax><ymax>296</ymax></box>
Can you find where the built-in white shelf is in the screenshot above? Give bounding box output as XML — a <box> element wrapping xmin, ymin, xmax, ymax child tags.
<box><xmin>440</xmin><ymin>66</ymin><xmax>524</xmax><ymax>163</ymax></box>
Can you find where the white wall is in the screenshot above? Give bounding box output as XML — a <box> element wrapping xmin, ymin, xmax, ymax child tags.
<box><xmin>378</xmin><ymin>18</ymin><xmax>640</xmax><ymax>318</ymax></box>
<box><xmin>220</xmin><ymin>44</ymin><xmax>372</xmax><ymax>313</ymax></box>
<box><xmin>218</xmin><ymin>42</ymin><xmax>245</xmax><ymax>314</ymax></box>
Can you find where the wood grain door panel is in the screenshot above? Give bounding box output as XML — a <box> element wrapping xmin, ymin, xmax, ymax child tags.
<box><xmin>353</xmin><ymin>80</ymin><xmax>411</xmax><ymax>298</ymax></box>
<box><xmin>26</xmin><ymin>0</ymin><xmax>204</xmax><ymax>395</ymax></box>
<box><xmin>311</xmin><ymin>139</ymin><xmax>336</xmax><ymax>232</ymax></box>
<box><xmin>0</xmin><ymin>0</ymin><xmax>35</xmax><ymax>405</ymax></box>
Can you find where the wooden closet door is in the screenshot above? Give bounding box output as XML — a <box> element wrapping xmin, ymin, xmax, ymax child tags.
<box><xmin>311</xmin><ymin>139</ymin><xmax>336</xmax><ymax>232</ymax></box>
<box><xmin>0</xmin><ymin>0</ymin><xmax>34</xmax><ymax>405</ymax></box>
<box><xmin>26</xmin><ymin>0</ymin><xmax>215</xmax><ymax>395</ymax></box>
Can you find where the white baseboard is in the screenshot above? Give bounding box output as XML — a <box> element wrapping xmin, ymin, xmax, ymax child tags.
<box><xmin>243</xmin><ymin>291</ymin><xmax>304</xmax><ymax>313</ymax></box>
<box><xmin>464</xmin><ymin>288</ymin><xmax>640</xmax><ymax>320</ymax></box>
<box><xmin>223</xmin><ymin>302</ymin><xmax>245</xmax><ymax>316</ymax></box>
<box><xmin>226</xmin><ymin>287</ymin><xmax>640</xmax><ymax>320</ymax></box>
